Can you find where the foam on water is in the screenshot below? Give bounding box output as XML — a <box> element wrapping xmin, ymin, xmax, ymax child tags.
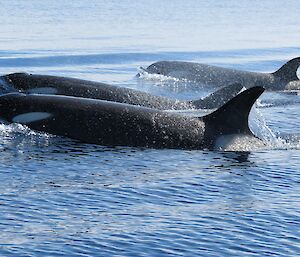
<box><xmin>0</xmin><ymin>1</ymin><xmax>300</xmax><ymax>256</ymax></box>
<box><xmin>138</xmin><ymin>66</ymin><xmax>184</xmax><ymax>82</ymax></box>
<box><xmin>250</xmin><ymin>106</ymin><xmax>300</xmax><ymax>150</ymax></box>
<box><xmin>0</xmin><ymin>123</ymin><xmax>53</xmax><ymax>138</ymax></box>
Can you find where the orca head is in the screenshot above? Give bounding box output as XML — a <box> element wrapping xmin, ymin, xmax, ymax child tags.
<box><xmin>0</xmin><ymin>93</ymin><xmax>27</xmax><ymax>122</ymax></box>
<box><xmin>0</xmin><ymin>76</ymin><xmax>16</xmax><ymax>93</ymax></box>
<box><xmin>2</xmin><ymin>73</ymin><xmax>33</xmax><ymax>91</ymax></box>
<box><xmin>0</xmin><ymin>92</ymin><xmax>26</xmax><ymax>105</ymax></box>
<box><xmin>0</xmin><ymin>93</ymin><xmax>54</xmax><ymax>125</ymax></box>
<box><xmin>146</xmin><ymin>61</ymin><xmax>172</xmax><ymax>75</ymax></box>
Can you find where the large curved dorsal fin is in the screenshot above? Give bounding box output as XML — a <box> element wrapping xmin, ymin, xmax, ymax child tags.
<box><xmin>272</xmin><ymin>57</ymin><xmax>300</xmax><ymax>81</ymax></box>
<box><xmin>202</xmin><ymin>86</ymin><xmax>264</xmax><ymax>141</ymax></box>
<box><xmin>192</xmin><ymin>83</ymin><xmax>243</xmax><ymax>109</ymax></box>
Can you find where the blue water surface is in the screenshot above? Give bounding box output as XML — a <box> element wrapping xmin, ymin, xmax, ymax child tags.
<box><xmin>0</xmin><ymin>1</ymin><xmax>300</xmax><ymax>256</ymax></box>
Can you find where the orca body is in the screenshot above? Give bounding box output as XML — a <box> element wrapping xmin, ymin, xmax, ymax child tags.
<box><xmin>2</xmin><ymin>73</ymin><xmax>242</xmax><ymax>110</ymax></box>
<box><xmin>0</xmin><ymin>87</ymin><xmax>264</xmax><ymax>150</ymax></box>
<box><xmin>144</xmin><ymin>57</ymin><xmax>300</xmax><ymax>90</ymax></box>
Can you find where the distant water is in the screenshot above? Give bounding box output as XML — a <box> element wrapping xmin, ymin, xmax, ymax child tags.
<box><xmin>0</xmin><ymin>1</ymin><xmax>300</xmax><ymax>256</ymax></box>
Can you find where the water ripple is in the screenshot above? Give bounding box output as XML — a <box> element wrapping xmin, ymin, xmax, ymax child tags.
<box><xmin>0</xmin><ymin>8</ymin><xmax>299</xmax><ymax>254</ymax></box>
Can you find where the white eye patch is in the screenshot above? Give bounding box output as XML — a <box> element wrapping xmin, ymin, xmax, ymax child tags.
<box><xmin>12</xmin><ymin>112</ymin><xmax>53</xmax><ymax>124</ymax></box>
<box><xmin>27</xmin><ymin>87</ymin><xmax>58</xmax><ymax>94</ymax></box>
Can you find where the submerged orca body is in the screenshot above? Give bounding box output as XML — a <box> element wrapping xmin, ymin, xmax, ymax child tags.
<box><xmin>144</xmin><ymin>57</ymin><xmax>300</xmax><ymax>90</ymax></box>
<box><xmin>0</xmin><ymin>87</ymin><xmax>264</xmax><ymax>149</ymax></box>
<box><xmin>2</xmin><ymin>73</ymin><xmax>242</xmax><ymax>110</ymax></box>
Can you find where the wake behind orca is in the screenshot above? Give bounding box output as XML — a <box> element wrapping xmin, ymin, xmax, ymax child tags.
<box><xmin>0</xmin><ymin>87</ymin><xmax>264</xmax><ymax>150</ymax></box>
<box><xmin>1</xmin><ymin>73</ymin><xmax>243</xmax><ymax>110</ymax></box>
<box><xmin>144</xmin><ymin>57</ymin><xmax>300</xmax><ymax>91</ymax></box>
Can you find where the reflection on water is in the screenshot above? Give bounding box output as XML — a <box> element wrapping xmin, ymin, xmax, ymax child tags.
<box><xmin>1</xmin><ymin>139</ymin><xmax>299</xmax><ymax>256</ymax></box>
<box><xmin>0</xmin><ymin>0</ymin><xmax>300</xmax><ymax>256</ymax></box>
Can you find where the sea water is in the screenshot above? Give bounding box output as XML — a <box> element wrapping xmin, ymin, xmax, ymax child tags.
<box><xmin>0</xmin><ymin>1</ymin><xmax>299</xmax><ymax>256</ymax></box>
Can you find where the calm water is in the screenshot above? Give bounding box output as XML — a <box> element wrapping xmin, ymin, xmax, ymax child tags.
<box><xmin>0</xmin><ymin>1</ymin><xmax>300</xmax><ymax>256</ymax></box>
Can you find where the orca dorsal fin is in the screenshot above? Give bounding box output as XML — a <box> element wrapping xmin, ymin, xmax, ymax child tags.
<box><xmin>192</xmin><ymin>83</ymin><xmax>243</xmax><ymax>109</ymax></box>
<box><xmin>272</xmin><ymin>57</ymin><xmax>300</xmax><ymax>81</ymax></box>
<box><xmin>202</xmin><ymin>86</ymin><xmax>264</xmax><ymax>140</ymax></box>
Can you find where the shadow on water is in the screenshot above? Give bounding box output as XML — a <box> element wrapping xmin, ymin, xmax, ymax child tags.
<box><xmin>0</xmin><ymin>123</ymin><xmax>257</xmax><ymax>186</ymax></box>
<box><xmin>0</xmin><ymin>123</ymin><xmax>299</xmax><ymax>257</ymax></box>
<box><xmin>219</xmin><ymin>151</ymin><xmax>251</xmax><ymax>164</ymax></box>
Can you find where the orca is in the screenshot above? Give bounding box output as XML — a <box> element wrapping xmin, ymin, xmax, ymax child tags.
<box><xmin>0</xmin><ymin>86</ymin><xmax>264</xmax><ymax>150</ymax></box>
<box><xmin>1</xmin><ymin>73</ymin><xmax>242</xmax><ymax>110</ymax></box>
<box><xmin>144</xmin><ymin>57</ymin><xmax>300</xmax><ymax>91</ymax></box>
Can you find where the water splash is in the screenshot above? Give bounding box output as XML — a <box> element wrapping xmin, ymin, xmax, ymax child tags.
<box><xmin>250</xmin><ymin>106</ymin><xmax>300</xmax><ymax>150</ymax></box>
<box><xmin>256</xmin><ymin>98</ymin><xmax>274</xmax><ymax>108</ymax></box>
<box><xmin>137</xmin><ymin>66</ymin><xmax>184</xmax><ymax>82</ymax></box>
<box><xmin>0</xmin><ymin>76</ymin><xmax>16</xmax><ymax>94</ymax></box>
<box><xmin>0</xmin><ymin>123</ymin><xmax>55</xmax><ymax>140</ymax></box>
